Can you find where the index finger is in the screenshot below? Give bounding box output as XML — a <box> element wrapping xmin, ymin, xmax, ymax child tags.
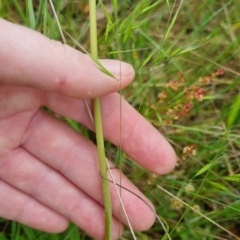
<box><xmin>0</xmin><ymin>19</ymin><xmax>134</xmax><ymax>98</ymax></box>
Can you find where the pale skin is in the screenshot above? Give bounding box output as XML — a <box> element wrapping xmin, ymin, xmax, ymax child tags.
<box><xmin>0</xmin><ymin>19</ymin><xmax>177</xmax><ymax>240</ymax></box>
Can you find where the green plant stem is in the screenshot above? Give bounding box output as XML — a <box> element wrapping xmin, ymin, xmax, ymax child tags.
<box><xmin>89</xmin><ymin>1</ymin><xmax>112</xmax><ymax>239</ymax></box>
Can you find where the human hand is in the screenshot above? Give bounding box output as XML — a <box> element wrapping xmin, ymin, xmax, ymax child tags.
<box><xmin>0</xmin><ymin>19</ymin><xmax>176</xmax><ymax>240</ymax></box>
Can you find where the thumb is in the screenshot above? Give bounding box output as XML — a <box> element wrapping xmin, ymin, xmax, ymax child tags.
<box><xmin>0</xmin><ymin>19</ymin><xmax>135</xmax><ymax>98</ymax></box>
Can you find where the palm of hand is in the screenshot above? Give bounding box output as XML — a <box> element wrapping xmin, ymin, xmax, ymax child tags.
<box><xmin>0</xmin><ymin>19</ymin><xmax>176</xmax><ymax>240</ymax></box>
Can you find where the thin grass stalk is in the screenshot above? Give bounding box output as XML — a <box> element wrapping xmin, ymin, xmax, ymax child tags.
<box><xmin>89</xmin><ymin>1</ymin><xmax>112</xmax><ymax>239</ymax></box>
<box><xmin>157</xmin><ymin>185</ymin><xmax>240</xmax><ymax>240</ymax></box>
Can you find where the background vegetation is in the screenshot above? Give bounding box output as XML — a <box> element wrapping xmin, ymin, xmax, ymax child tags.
<box><xmin>0</xmin><ymin>0</ymin><xmax>240</xmax><ymax>239</ymax></box>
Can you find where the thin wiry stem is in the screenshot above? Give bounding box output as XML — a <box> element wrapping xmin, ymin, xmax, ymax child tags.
<box><xmin>48</xmin><ymin>0</ymin><xmax>66</xmax><ymax>43</ymax></box>
<box><xmin>101</xmin><ymin>173</ymin><xmax>172</xmax><ymax>240</ymax></box>
<box><xmin>105</xmin><ymin>160</ymin><xmax>137</xmax><ymax>240</ymax></box>
<box><xmin>157</xmin><ymin>185</ymin><xmax>240</xmax><ymax>240</ymax></box>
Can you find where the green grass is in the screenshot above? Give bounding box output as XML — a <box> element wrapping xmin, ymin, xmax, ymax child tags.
<box><xmin>1</xmin><ymin>0</ymin><xmax>240</xmax><ymax>239</ymax></box>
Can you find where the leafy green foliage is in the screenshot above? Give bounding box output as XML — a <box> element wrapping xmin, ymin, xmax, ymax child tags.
<box><xmin>1</xmin><ymin>0</ymin><xmax>240</xmax><ymax>239</ymax></box>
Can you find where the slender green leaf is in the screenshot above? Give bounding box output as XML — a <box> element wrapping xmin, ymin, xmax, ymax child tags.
<box><xmin>21</xmin><ymin>225</ymin><xmax>36</xmax><ymax>239</ymax></box>
<box><xmin>193</xmin><ymin>162</ymin><xmax>214</xmax><ymax>177</ymax></box>
<box><xmin>12</xmin><ymin>0</ymin><xmax>27</xmax><ymax>23</ymax></box>
<box><xmin>100</xmin><ymin>2</ymin><xmax>113</xmax><ymax>41</ymax></box>
<box><xmin>111</xmin><ymin>0</ymin><xmax>118</xmax><ymax>12</ymax></box>
<box><xmin>35</xmin><ymin>0</ymin><xmax>46</xmax><ymax>27</ymax></box>
<box><xmin>224</xmin><ymin>174</ymin><xmax>240</xmax><ymax>182</ymax></box>
<box><xmin>165</xmin><ymin>0</ymin><xmax>170</xmax><ymax>9</ymax></box>
<box><xmin>100</xmin><ymin>3</ymin><xmax>113</xmax><ymax>25</ymax></box>
<box><xmin>65</xmin><ymin>223</ymin><xmax>80</xmax><ymax>240</ymax></box>
<box><xmin>27</xmin><ymin>0</ymin><xmax>36</xmax><ymax>29</ymax></box>
<box><xmin>227</xmin><ymin>91</ymin><xmax>240</xmax><ymax>129</ymax></box>
<box><xmin>140</xmin><ymin>0</ymin><xmax>162</xmax><ymax>15</ymax></box>
<box><xmin>162</xmin><ymin>0</ymin><xmax>183</xmax><ymax>43</ymax></box>
<box><xmin>207</xmin><ymin>180</ymin><xmax>230</xmax><ymax>192</ymax></box>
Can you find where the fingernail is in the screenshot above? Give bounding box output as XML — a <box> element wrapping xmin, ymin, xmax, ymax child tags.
<box><xmin>100</xmin><ymin>59</ymin><xmax>134</xmax><ymax>77</ymax></box>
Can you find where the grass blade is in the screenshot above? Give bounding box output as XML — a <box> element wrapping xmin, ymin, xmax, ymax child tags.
<box><xmin>227</xmin><ymin>91</ymin><xmax>240</xmax><ymax>129</ymax></box>
<box><xmin>157</xmin><ymin>185</ymin><xmax>240</xmax><ymax>240</ymax></box>
<box><xmin>162</xmin><ymin>0</ymin><xmax>184</xmax><ymax>44</ymax></box>
<box><xmin>27</xmin><ymin>0</ymin><xmax>36</xmax><ymax>29</ymax></box>
<box><xmin>193</xmin><ymin>162</ymin><xmax>215</xmax><ymax>178</ymax></box>
<box><xmin>12</xmin><ymin>0</ymin><xmax>27</xmax><ymax>24</ymax></box>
